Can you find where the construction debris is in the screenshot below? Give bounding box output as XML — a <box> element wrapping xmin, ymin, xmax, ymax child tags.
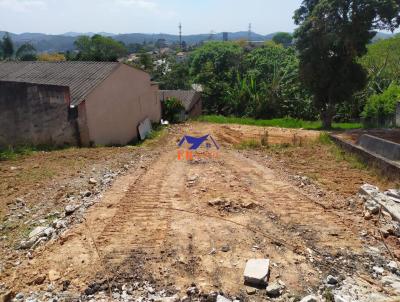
<box><xmin>243</xmin><ymin>259</ymin><xmax>270</xmax><ymax>287</ymax></box>
<box><xmin>360</xmin><ymin>184</ymin><xmax>400</xmax><ymax>221</ymax></box>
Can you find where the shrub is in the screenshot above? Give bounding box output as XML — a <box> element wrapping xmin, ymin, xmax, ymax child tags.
<box><xmin>362</xmin><ymin>84</ymin><xmax>400</xmax><ymax>127</ymax></box>
<box><xmin>163</xmin><ymin>97</ymin><xmax>185</xmax><ymax>123</ymax></box>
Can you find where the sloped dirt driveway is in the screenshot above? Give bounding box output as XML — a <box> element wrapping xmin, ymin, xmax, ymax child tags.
<box><xmin>1</xmin><ymin>123</ymin><xmax>397</xmax><ymax>300</ymax></box>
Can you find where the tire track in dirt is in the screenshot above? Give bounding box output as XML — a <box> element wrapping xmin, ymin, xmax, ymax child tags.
<box><xmin>226</xmin><ymin>150</ymin><xmax>362</xmax><ymax>252</ymax></box>
<box><xmin>95</xmin><ymin>150</ymin><xmax>177</xmax><ymax>265</ymax></box>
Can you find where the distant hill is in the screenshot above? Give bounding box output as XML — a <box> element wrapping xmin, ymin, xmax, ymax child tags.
<box><xmin>0</xmin><ymin>30</ymin><xmax>393</xmax><ymax>53</ymax></box>
<box><xmin>0</xmin><ymin>31</ymin><xmax>277</xmax><ymax>53</ymax></box>
<box><xmin>372</xmin><ymin>32</ymin><xmax>394</xmax><ymax>42</ymax></box>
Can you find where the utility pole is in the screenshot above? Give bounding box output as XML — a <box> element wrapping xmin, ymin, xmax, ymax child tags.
<box><xmin>179</xmin><ymin>22</ymin><xmax>182</xmax><ymax>49</ymax></box>
<box><xmin>248</xmin><ymin>23</ymin><xmax>252</xmax><ymax>43</ymax></box>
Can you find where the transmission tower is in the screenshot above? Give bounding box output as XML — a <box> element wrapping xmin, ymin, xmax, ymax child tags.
<box><xmin>179</xmin><ymin>22</ymin><xmax>182</xmax><ymax>49</ymax></box>
<box><xmin>248</xmin><ymin>23</ymin><xmax>252</xmax><ymax>42</ymax></box>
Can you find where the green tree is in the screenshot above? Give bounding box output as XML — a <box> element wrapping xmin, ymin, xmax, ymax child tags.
<box><xmin>294</xmin><ymin>0</ymin><xmax>400</xmax><ymax>128</ymax></box>
<box><xmin>190</xmin><ymin>41</ymin><xmax>243</xmax><ymax>113</ymax></box>
<box><xmin>239</xmin><ymin>42</ymin><xmax>315</xmax><ymax>119</ymax></box>
<box><xmin>360</xmin><ymin>35</ymin><xmax>400</xmax><ymax>95</ymax></box>
<box><xmin>163</xmin><ymin>97</ymin><xmax>185</xmax><ymax>123</ymax></box>
<box><xmin>138</xmin><ymin>52</ymin><xmax>153</xmax><ymax>71</ymax></box>
<box><xmin>74</xmin><ymin>35</ymin><xmax>127</xmax><ymax>61</ymax></box>
<box><xmin>1</xmin><ymin>33</ymin><xmax>14</xmax><ymax>60</ymax></box>
<box><xmin>16</xmin><ymin>43</ymin><xmax>37</xmax><ymax>61</ymax></box>
<box><xmin>158</xmin><ymin>59</ymin><xmax>191</xmax><ymax>90</ymax></box>
<box><xmin>362</xmin><ymin>84</ymin><xmax>400</xmax><ymax>127</ymax></box>
<box><xmin>272</xmin><ymin>32</ymin><xmax>293</xmax><ymax>47</ymax></box>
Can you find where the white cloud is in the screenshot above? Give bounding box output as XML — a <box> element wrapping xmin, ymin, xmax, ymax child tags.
<box><xmin>0</xmin><ymin>0</ymin><xmax>46</xmax><ymax>12</ymax></box>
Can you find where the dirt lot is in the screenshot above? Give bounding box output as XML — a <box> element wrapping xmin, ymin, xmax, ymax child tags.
<box><xmin>1</xmin><ymin>122</ymin><xmax>400</xmax><ymax>302</ymax></box>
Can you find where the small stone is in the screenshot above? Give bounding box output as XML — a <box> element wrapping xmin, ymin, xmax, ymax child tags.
<box><xmin>20</xmin><ymin>238</ymin><xmax>37</xmax><ymax>249</ymax></box>
<box><xmin>364</xmin><ymin>211</ymin><xmax>372</xmax><ymax>220</ymax></box>
<box><xmin>15</xmin><ymin>293</ymin><xmax>24</xmax><ymax>300</ymax></box>
<box><xmin>54</xmin><ymin>219</ymin><xmax>67</xmax><ymax>230</ymax></box>
<box><xmin>44</xmin><ymin>227</ymin><xmax>55</xmax><ymax>237</ymax></box>
<box><xmin>147</xmin><ymin>287</ymin><xmax>155</xmax><ymax>294</ymax></box>
<box><xmin>65</xmin><ymin>205</ymin><xmax>77</xmax><ymax>215</ymax></box>
<box><xmin>244</xmin><ymin>259</ymin><xmax>270</xmax><ymax>286</ymax></box>
<box><xmin>387</xmin><ymin>261</ymin><xmax>398</xmax><ymax>273</ymax></box>
<box><xmin>33</xmin><ymin>275</ymin><xmax>46</xmax><ymax>285</ymax></box>
<box><xmin>365</xmin><ymin>200</ymin><xmax>380</xmax><ymax>214</ymax></box>
<box><xmin>266</xmin><ymin>281</ymin><xmax>283</xmax><ymax>297</ymax></box>
<box><xmin>373</xmin><ymin>266</ymin><xmax>384</xmax><ymax>274</ymax></box>
<box><xmin>221</xmin><ymin>245</ymin><xmax>230</xmax><ymax>252</ymax></box>
<box><xmin>326</xmin><ymin>275</ymin><xmax>338</xmax><ymax>285</ymax></box>
<box><xmin>29</xmin><ymin>227</ymin><xmax>47</xmax><ymax>239</ymax></box>
<box><xmin>245</xmin><ymin>287</ymin><xmax>256</xmax><ymax>295</ymax></box>
<box><xmin>300</xmin><ymin>295</ymin><xmax>319</xmax><ymax>302</ymax></box>
<box><xmin>89</xmin><ymin>178</ymin><xmax>97</xmax><ymax>185</ymax></box>
<box><xmin>48</xmin><ymin>270</ymin><xmax>61</xmax><ymax>281</ymax></box>
<box><xmin>216</xmin><ymin>295</ymin><xmax>231</xmax><ymax>302</ymax></box>
<box><xmin>208</xmin><ymin>198</ymin><xmax>224</xmax><ymax>206</ymax></box>
<box><xmin>83</xmin><ymin>191</ymin><xmax>92</xmax><ymax>198</ymax></box>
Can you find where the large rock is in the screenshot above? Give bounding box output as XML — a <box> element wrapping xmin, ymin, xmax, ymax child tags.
<box><xmin>243</xmin><ymin>259</ymin><xmax>270</xmax><ymax>286</ymax></box>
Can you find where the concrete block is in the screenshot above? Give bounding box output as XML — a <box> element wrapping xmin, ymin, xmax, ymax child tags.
<box><xmin>358</xmin><ymin>134</ymin><xmax>400</xmax><ymax>161</ymax></box>
<box><xmin>138</xmin><ymin>118</ymin><xmax>152</xmax><ymax>140</ymax></box>
<box><xmin>243</xmin><ymin>259</ymin><xmax>270</xmax><ymax>286</ymax></box>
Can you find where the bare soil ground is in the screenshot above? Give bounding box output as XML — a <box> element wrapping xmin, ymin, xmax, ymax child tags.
<box><xmin>1</xmin><ymin>122</ymin><xmax>400</xmax><ymax>301</ymax></box>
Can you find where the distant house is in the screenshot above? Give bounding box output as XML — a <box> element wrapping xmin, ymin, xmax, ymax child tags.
<box><xmin>0</xmin><ymin>61</ymin><xmax>161</xmax><ymax>147</ymax></box>
<box><xmin>176</xmin><ymin>52</ymin><xmax>187</xmax><ymax>63</ymax></box>
<box><xmin>159</xmin><ymin>90</ymin><xmax>202</xmax><ymax>120</ymax></box>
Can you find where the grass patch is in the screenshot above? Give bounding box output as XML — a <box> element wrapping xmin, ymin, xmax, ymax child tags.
<box><xmin>0</xmin><ymin>144</ymin><xmax>74</xmax><ymax>161</ymax></box>
<box><xmin>317</xmin><ymin>132</ymin><xmax>333</xmax><ymax>145</ymax></box>
<box><xmin>235</xmin><ymin>139</ymin><xmax>264</xmax><ymax>150</ymax></box>
<box><xmin>198</xmin><ymin>115</ymin><xmax>362</xmax><ymax>130</ymax></box>
<box><xmin>330</xmin><ymin>144</ymin><xmax>368</xmax><ymax>170</ymax></box>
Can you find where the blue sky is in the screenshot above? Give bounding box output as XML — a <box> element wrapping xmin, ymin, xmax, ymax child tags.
<box><xmin>0</xmin><ymin>0</ymin><xmax>303</xmax><ymax>34</ymax></box>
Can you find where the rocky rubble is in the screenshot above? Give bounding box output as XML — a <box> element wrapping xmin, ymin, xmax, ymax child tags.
<box><xmin>12</xmin><ymin>164</ymin><xmax>142</xmax><ymax>253</ymax></box>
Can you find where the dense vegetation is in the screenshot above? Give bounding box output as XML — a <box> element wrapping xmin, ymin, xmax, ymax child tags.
<box><xmin>0</xmin><ymin>33</ymin><xmax>37</xmax><ymax>61</ymax></box>
<box><xmin>2</xmin><ymin>0</ymin><xmax>400</xmax><ymax>128</ymax></box>
<box><xmin>293</xmin><ymin>0</ymin><xmax>400</xmax><ymax>128</ymax></box>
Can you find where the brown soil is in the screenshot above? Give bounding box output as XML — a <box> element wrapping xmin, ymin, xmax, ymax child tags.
<box><xmin>0</xmin><ymin>122</ymin><xmax>398</xmax><ymax>299</ymax></box>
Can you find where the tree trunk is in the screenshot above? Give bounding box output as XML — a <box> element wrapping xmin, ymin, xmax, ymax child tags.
<box><xmin>322</xmin><ymin>114</ymin><xmax>333</xmax><ymax>129</ymax></box>
<box><xmin>321</xmin><ymin>103</ymin><xmax>335</xmax><ymax>129</ymax></box>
